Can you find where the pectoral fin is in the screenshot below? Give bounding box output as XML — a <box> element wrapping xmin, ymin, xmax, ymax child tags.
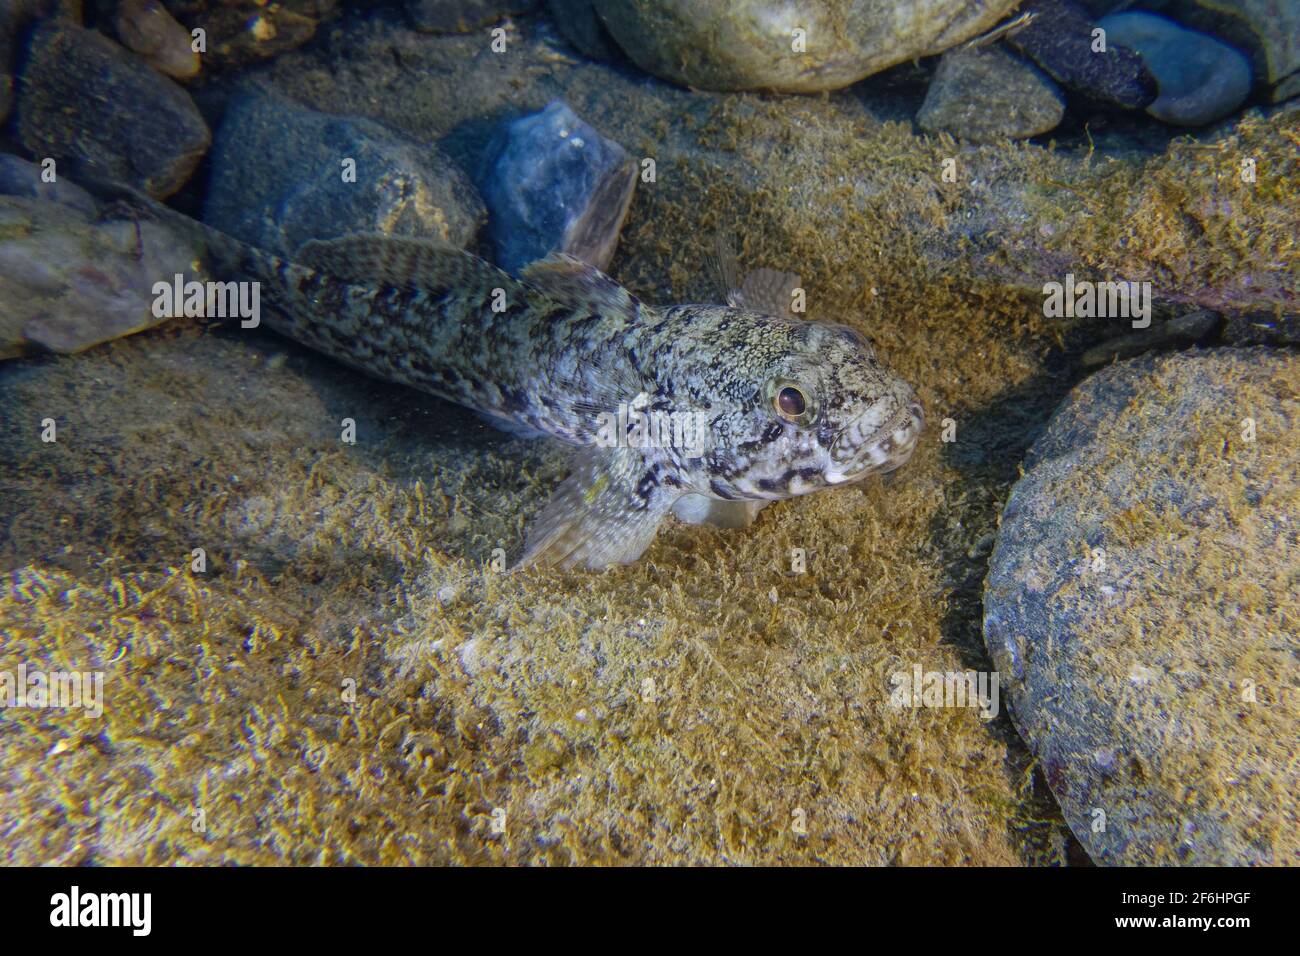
<box><xmin>517</xmin><ymin>447</ymin><xmax>676</xmax><ymax>571</ymax></box>
<box><xmin>671</xmin><ymin>494</ymin><xmax>768</xmax><ymax>528</ymax></box>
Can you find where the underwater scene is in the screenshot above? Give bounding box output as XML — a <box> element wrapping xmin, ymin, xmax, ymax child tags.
<box><xmin>0</xmin><ymin>0</ymin><xmax>1295</xmax><ymax>869</ymax></box>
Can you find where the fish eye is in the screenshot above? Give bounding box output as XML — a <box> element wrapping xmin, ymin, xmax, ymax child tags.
<box><xmin>776</xmin><ymin>386</ymin><xmax>806</xmax><ymax>418</ymax></box>
<box><xmin>769</xmin><ymin>381</ymin><xmax>816</xmax><ymax>426</ymax></box>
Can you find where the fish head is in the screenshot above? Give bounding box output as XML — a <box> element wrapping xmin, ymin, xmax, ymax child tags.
<box><xmin>697</xmin><ymin>319</ymin><xmax>924</xmax><ymax>500</ymax></box>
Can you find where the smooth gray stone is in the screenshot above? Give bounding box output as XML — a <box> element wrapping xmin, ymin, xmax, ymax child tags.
<box><xmin>1099</xmin><ymin>12</ymin><xmax>1253</xmax><ymax>125</ymax></box>
<box><xmin>479</xmin><ymin>100</ymin><xmax>636</xmax><ymax>273</ymax></box>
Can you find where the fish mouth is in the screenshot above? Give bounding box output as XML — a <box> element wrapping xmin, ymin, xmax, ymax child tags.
<box><xmin>826</xmin><ymin>398</ymin><xmax>924</xmax><ymax>484</ymax></box>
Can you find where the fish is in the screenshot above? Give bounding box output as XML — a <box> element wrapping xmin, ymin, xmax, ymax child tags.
<box><xmin>79</xmin><ymin>176</ymin><xmax>924</xmax><ymax>570</ymax></box>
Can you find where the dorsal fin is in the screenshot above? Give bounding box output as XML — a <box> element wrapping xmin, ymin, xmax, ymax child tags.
<box><xmin>294</xmin><ymin>235</ymin><xmax>525</xmax><ymax>295</ymax></box>
<box><xmin>519</xmin><ymin>252</ymin><xmax>638</xmax><ymax>318</ymax></box>
<box><xmin>708</xmin><ymin>233</ymin><xmax>801</xmax><ymax>317</ymax></box>
<box><xmin>734</xmin><ymin>267</ymin><xmax>802</xmax><ymax>318</ymax></box>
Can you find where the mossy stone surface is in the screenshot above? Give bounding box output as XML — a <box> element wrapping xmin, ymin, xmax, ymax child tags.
<box><xmin>985</xmin><ymin>348</ymin><xmax>1300</xmax><ymax>865</ymax></box>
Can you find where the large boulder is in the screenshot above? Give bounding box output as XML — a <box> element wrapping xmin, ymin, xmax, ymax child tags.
<box><xmin>590</xmin><ymin>0</ymin><xmax>1021</xmax><ymax>92</ymax></box>
<box><xmin>985</xmin><ymin>348</ymin><xmax>1300</xmax><ymax>865</ymax></box>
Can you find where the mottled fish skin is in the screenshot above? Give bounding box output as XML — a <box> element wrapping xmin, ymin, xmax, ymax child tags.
<box><xmin>79</xmin><ymin>176</ymin><xmax>923</xmax><ymax>570</ymax></box>
<box><xmin>254</xmin><ymin>243</ymin><xmax>923</xmax><ymax>569</ymax></box>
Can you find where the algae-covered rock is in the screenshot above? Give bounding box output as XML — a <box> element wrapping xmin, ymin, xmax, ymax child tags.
<box><xmin>404</xmin><ymin>0</ymin><xmax>539</xmax><ymax>33</ymax></box>
<box><xmin>0</xmin><ymin>195</ymin><xmax>202</xmax><ymax>359</ymax></box>
<box><xmin>917</xmin><ymin>45</ymin><xmax>1065</xmax><ymax>143</ymax></box>
<box><xmin>1007</xmin><ymin>0</ymin><xmax>1158</xmax><ymax>108</ymax></box>
<box><xmin>15</xmin><ymin>21</ymin><xmax>211</xmax><ymax>198</ymax></box>
<box><xmin>985</xmin><ymin>349</ymin><xmax>1300</xmax><ymax>865</ymax></box>
<box><xmin>479</xmin><ymin>100</ymin><xmax>636</xmax><ymax>272</ymax></box>
<box><xmin>1099</xmin><ymin>12</ymin><xmax>1252</xmax><ymax>125</ymax></box>
<box><xmin>591</xmin><ymin>0</ymin><xmax>1020</xmax><ymax>92</ymax></box>
<box><xmin>204</xmin><ymin>86</ymin><xmax>485</xmax><ymax>257</ymax></box>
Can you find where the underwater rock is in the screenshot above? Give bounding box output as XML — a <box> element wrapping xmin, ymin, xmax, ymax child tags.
<box><xmin>204</xmin><ymin>87</ymin><xmax>485</xmax><ymax>258</ymax></box>
<box><xmin>984</xmin><ymin>348</ymin><xmax>1300</xmax><ymax>865</ymax></box>
<box><xmin>1080</xmin><ymin>309</ymin><xmax>1219</xmax><ymax>365</ymax></box>
<box><xmin>0</xmin><ymin>195</ymin><xmax>202</xmax><ymax>359</ymax></box>
<box><xmin>479</xmin><ymin>99</ymin><xmax>635</xmax><ymax>273</ymax></box>
<box><xmin>547</xmin><ymin>0</ymin><xmax>620</xmax><ymax>61</ymax></box>
<box><xmin>15</xmin><ymin>22</ymin><xmax>210</xmax><ymax>198</ymax></box>
<box><xmin>1007</xmin><ymin>0</ymin><xmax>1157</xmax><ymax>108</ymax></box>
<box><xmin>115</xmin><ymin>0</ymin><xmax>201</xmax><ymax>79</ymax></box>
<box><xmin>590</xmin><ymin>0</ymin><xmax>1020</xmax><ymax>92</ymax></box>
<box><xmin>1098</xmin><ymin>12</ymin><xmax>1252</xmax><ymax>125</ymax></box>
<box><xmin>917</xmin><ymin>44</ymin><xmax>1065</xmax><ymax>143</ymax></box>
<box><xmin>0</xmin><ymin>154</ymin><xmax>97</xmax><ymax>216</ymax></box>
<box><xmin>404</xmin><ymin>0</ymin><xmax>539</xmax><ymax>33</ymax></box>
<box><xmin>1167</xmin><ymin>0</ymin><xmax>1300</xmax><ymax>88</ymax></box>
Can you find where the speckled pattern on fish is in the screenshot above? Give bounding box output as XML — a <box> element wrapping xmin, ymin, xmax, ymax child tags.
<box><xmin>93</xmin><ymin>181</ymin><xmax>924</xmax><ymax>569</ymax></box>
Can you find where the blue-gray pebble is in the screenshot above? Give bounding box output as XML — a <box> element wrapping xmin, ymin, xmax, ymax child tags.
<box><xmin>479</xmin><ymin>100</ymin><xmax>636</xmax><ymax>274</ymax></box>
<box><xmin>1099</xmin><ymin>12</ymin><xmax>1252</xmax><ymax>125</ymax></box>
